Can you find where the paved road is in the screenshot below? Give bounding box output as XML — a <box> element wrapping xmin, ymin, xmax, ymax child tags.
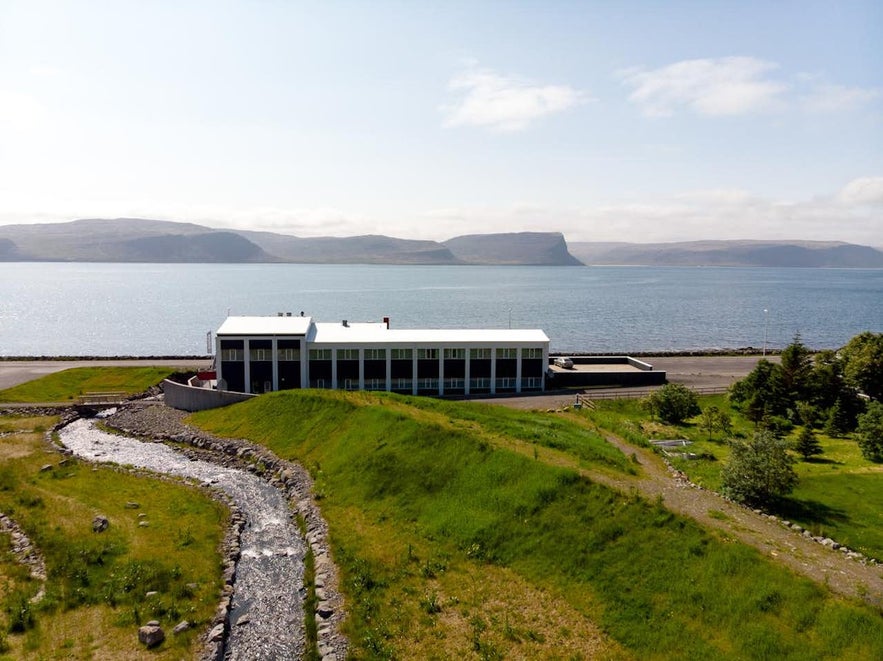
<box><xmin>0</xmin><ymin>355</ymin><xmax>774</xmax><ymax>403</ymax></box>
<box><xmin>0</xmin><ymin>359</ymin><xmax>211</xmax><ymax>391</ymax></box>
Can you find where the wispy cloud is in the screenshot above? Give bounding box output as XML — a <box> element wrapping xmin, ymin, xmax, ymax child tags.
<box><xmin>619</xmin><ymin>57</ymin><xmax>786</xmax><ymax>117</ymax></box>
<box><xmin>801</xmin><ymin>83</ymin><xmax>881</xmax><ymax>113</ymax></box>
<box><xmin>620</xmin><ymin>57</ymin><xmax>880</xmax><ymax>117</ymax></box>
<box><xmin>442</xmin><ymin>64</ymin><xmax>588</xmax><ymax>132</ymax></box>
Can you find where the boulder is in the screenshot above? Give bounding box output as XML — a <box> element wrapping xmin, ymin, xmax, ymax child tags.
<box><xmin>172</xmin><ymin>620</ymin><xmax>191</xmax><ymax>634</ymax></box>
<box><xmin>92</xmin><ymin>515</ymin><xmax>109</xmax><ymax>533</ymax></box>
<box><xmin>138</xmin><ymin>624</ymin><xmax>165</xmax><ymax>648</ymax></box>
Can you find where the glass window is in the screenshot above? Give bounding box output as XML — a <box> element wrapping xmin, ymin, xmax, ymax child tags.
<box><xmin>337</xmin><ymin>349</ymin><xmax>359</xmax><ymax>361</ymax></box>
<box><xmin>417</xmin><ymin>348</ymin><xmax>439</xmax><ymax>360</ymax></box>
<box><xmin>278</xmin><ymin>348</ymin><xmax>300</xmax><ymax>361</ymax></box>
<box><xmin>391</xmin><ymin>348</ymin><xmax>412</xmax><ymax>360</ymax></box>
<box><xmin>470</xmin><ymin>348</ymin><xmax>492</xmax><ymax>359</ymax></box>
<box><xmin>364</xmin><ymin>348</ymin><xmax>386</xmax><ymax>361</ymax></box>
<box><xmin>250</xmin><ymin>348</ymin><xmax>273</xmax><ymax>361</ymax></box>
<box><xmin>309</xmin><ymin>349</ymin><xmax>332</xmax><ymax>360</ymax></box>
<box><xmin>444</xmin><ymin>348</ymin><xmax>466</xmax><ymax>360</ymax></box>
<box><xmin>523</xmin><ymin>348</ymin><xmax>543</xmax><ymax>359</ymax></box>
<box><xmin>221</xmin><ymin>348</ymin><xmax>244</xmax><ymax>361</ymax></box>
<box><xmin>496</xmin><ymin>348</ymin><xmax>517</xmax><ymax>359</ymax></box>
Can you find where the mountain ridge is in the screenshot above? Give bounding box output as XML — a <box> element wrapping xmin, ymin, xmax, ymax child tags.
<box><xmin>0</xmin><ymin>218</ymin><xmax>582</xmax><ymax>266</ymax></box>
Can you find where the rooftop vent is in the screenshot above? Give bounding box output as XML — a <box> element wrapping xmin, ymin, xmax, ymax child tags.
<box><xmin>342</xmin><ymin>319</ymin><xmax>348</xmax><ymax>327</ymax></box>
<box><xmin>277</xmin><ymin>312</ymin><xmax>283</xmax><ymax>317</ymax></box>
<box><xmin>286</xmin><ymin>312</ymin><xmax>292</xmax><ymax>317</ymax></box>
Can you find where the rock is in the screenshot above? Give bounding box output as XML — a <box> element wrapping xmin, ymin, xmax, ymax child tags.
<box><xmin>208</xmin><ymin>623</ymin><xmax>225</xmax><ymax>642</ymax></box>
<box><xmin>316</xmin><ymin>601</ymin><xmax>334</xmax><ymax>619</ymax></box>
<box><xmin>172</xmin><ymin>620</ymin><xmax>190</xmax><ymax>634</ymax></box>
<box><xmin>236</xmin><ymin>615</ymin><xmax>250</xmax><ymax>626</ymax></box>
<box><xmin>125</xmin><ymin>501</ymin><xmax>140</xmax><ymax>509</ymax></box>
<box><xmin>92</xmin><ymin>515</ymin><xmax>109</xmax><ymax>533</ymax></box>
<box><xmin>138</xmin><ymin>520</ymin><xmax>150</xmax><ymax>527</ymax></box>
<box><xmin>137</xmin><ymin>513</ymin><xmax>147</xmax><ymax>519</ymax></box>
<box><xmin>39</xmin><ymin>464</ymin><xmax>53</xmax><ymax>472</ymax></box>
<box><xmin>146</xmin><ymin>620</ymin><xmax>160</xmax><ymax>627</ymax></box>
<box><xmin>138</xmin><ymin>624</ymin><xmax>165</xmax><ymax>648</ymax></box>
<box><xmin>145</xmin><ymin>591</ymin><xmax>158</xmax><ymax>598</ymax></box>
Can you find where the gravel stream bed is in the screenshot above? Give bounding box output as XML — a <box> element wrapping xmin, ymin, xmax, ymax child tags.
<box><xmin>59</xmin><ymin>417</ymin><xmax>305</xmax><ymax>660</ymax></box>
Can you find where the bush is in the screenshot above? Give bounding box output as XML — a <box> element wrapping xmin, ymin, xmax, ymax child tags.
<box><xmin>645</xmin><ymin>383</ymin><xmax>700</xmax><ymax>425</ymax></box>
<box><xmin>721</xmin><ymin>430</ymin><xmax>798</xmax><ymax>506</ymax></box>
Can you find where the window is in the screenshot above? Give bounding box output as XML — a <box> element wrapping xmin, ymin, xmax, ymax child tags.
<box><xmin>417</xmin><ymin>348</ymin><xmax>438</xmax><ymax>360</ymax></box>
<box><xmin>496</xmin><ymin>377</ymin><xmax>516</xmax><ymax>389</ymax></box>
<box><xmin>250</xmin><ymin>348</ymin><xmax>272</xmax><ymax>361</ymax></box>
<box><xmin>469</xmin><ymin>377</ymin><xmax>491</xmax><ymax>389</ymax></box>
<box><xmin>496</xmin><ymin>348</ymin><xmax>517</xmax><ymax>359</ymax></box>
<box><xmin>343</xmin><ymin>378</ymin><xmax>357</xmax><ymax>391</ymax></box>
<box><xmin>391</xmin><ymin>348</ymin><xmax>412</xmax><ymax>360</ymax></box>
<box><xmin>364</xmin><ymin>348</ymin><xmax>386</xmax><ymax>361</ymax></box>
<box><xmin>337</xmin><ymin>349</ymin><xmax>359</xmax><ymax>361</ymax></box>
<box><xmin>394</xmin><ymin>378</ymin><xmax>412</xmax><ymax>390</ymax></box>
<box><xmin>470</xmin><ymin>348</ymin><xmax>491</xmax><ymax>360</ymax></box>
<box><xmin>444</xmin><ymin>348</ymin><xmax>466</xmax><ymax>360</ymax></box>
<box><xmin>278</xmin><ymin>347</ymin><xmax>300</xmax><ymax>361</ymax></box>
<box><xmin>309</xmin><ymin>349</ymin><xmax>331</xmax><ymax>360</ymax></box>
<box><xmin>365</xmin><ymin>378</ymin><xmax>385</xmax><ymax>391</ymax></box>
<box><xmin>444</xmin><ymin>378</ymin><xmax>464</xmax><ymax>389</ymax></box>
<box><xmin>418</xmin><ymin>378</ymin><xmax>438</xmax><ymax>389</ymax></box>
<box><xmin>221</xmin><ymin>349</ymin><xmax>243</xmax><ymax>361</ymax></box>
<box><xmin>523</xmin><ymin>348</ymin><xmax>543</xmax><ymax>359</ymax></box>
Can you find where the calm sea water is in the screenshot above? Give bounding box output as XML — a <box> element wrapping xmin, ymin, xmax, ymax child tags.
<box><xmin>0</xmin><ymin>263</ymin><xmax>880</xmax><ymax>356</ymax></box>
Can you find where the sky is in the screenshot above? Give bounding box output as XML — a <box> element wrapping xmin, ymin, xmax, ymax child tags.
<box><xmin>0</xmin><ymin>0</ymin><xmax>881</xmax><ymax>245</ymax></box>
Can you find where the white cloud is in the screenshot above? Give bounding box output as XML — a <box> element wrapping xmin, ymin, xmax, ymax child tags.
<box><xmin>442</xmin><ymin>64</ymin><xmax>587</xmax><ymax>132</ymax></box>
<box><xmin>838</xmin><ymin>177</ymin><xmax>883</xmax><ymax>206</ymax></box>
<box><xmin>801</xmin><ymin>83</ymin><xmax>881</xmax><ymax>113</ymax></box>
<box><xmin>619</xmin><ymin>57</ymin><xmax>786</xmax><ymax>117</ymax></box>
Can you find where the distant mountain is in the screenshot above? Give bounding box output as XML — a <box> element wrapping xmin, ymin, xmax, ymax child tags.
<box><xmin>568</xmin><ymin>240</ymin><xmax>883</xmax><ymax>268</ymax></box>
<box><xmin>0</xmin><ymin>218</ymin><xmax>583</xmax><ymax>265</ymax></box>
<box><xmin>443</xmin><ymin>232</ymin><xmax>583</xmax><ymax>265</ymax></box>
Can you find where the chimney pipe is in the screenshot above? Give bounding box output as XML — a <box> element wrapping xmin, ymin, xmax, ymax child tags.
<box><xmin>383</xmin><ymin>316</ymin><xmax>390</xmax><ymax>329</ymax></box>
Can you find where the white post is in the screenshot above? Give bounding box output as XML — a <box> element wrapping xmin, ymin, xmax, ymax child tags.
<box><xmin>763</xmin><ymin>308</ymin><xmax>769</xmax><ymax>357</ymax></box>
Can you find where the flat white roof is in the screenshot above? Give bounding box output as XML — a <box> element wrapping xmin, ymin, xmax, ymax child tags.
<box><xmin>310</xmin><ymin>322</ymin><xmax>549</xmax><ymax>345</ymax></box>
<box><xmin>217</xmin><ymin>316</ymin><xmax>549</xmax><ymax>345</ymax></box>
<box><xmin>217</xmin><ymin>315</ymin><xmax>313</xmax><ymax>336</ymax></box>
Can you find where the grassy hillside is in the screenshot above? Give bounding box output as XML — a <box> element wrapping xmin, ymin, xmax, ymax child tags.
<box><xmin>0</xmin><ymin>415</ymin><xmax>225</xmax><ymax>658</ymax></box>
<box><xmin>0</xmin><ymin>367</ymin><xmax>177</xmax><ymax>403</ymax></box>
<box><xmin>192</xmin><ymin>390</ymin><xmax>883</xmax><ymax>659</ymax></box>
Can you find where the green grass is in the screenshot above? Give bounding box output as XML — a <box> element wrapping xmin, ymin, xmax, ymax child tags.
<box><xmin>0</xmin><ymin>415</ymin><xmax>226</xmax><ymax>658</ymax></box>
<box><xmin>595</xmin><ymin>394</ymin><xmax>883</xmax><ymax>560</ymax></box>
<box><xmin>192</xmin><ymin>389</ymin><xmax>883</xmax><ymax>659</ymax></box>
<box><xmin>0</xmin><ymin>367</ymin><xmax>178</xmax><ymax>403</ymax></box>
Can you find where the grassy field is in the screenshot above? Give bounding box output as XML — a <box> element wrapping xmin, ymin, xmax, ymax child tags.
<box><xmin>192</xmin><ymin>389</ymin><xmax>883</xmax><ymax>659</ymax></box>
<box><xmin>0</xmin><ymin>367</ymin><xmax>178</xmax><ymax>403</ymax></box>
<box><xmin>0</xmin><ymin>414</ymin><xmax>226</xmax><ymax>658</ymax></box>
<box><xmin>590</xmin><ymin>395</ymin><xmax>883</xmax><ymax>560</ymax></box>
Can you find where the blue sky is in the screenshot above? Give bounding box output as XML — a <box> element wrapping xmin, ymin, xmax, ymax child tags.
<box><xmin>1</xmin><ymin>0</ymin><xmax>881</xmax><ymax>244</ymax></box>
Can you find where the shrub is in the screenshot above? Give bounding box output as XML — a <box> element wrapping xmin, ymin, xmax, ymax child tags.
<box><xmin>794</xmin><ymin>427</ymin><xmax>823</xmax><ymax>460</ymax></box>
<box><xmin>645</xmin><ymin>383</ymin><xmax>700</xmax><ymax>425</ymax></box>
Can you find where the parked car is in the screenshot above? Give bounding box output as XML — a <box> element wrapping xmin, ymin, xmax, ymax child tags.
<box><xmin>553</xmin><ymin>356</ymin><xmax>574</xmax><ymax>369</ymax></box>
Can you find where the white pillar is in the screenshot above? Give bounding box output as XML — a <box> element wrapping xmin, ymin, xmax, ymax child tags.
<box><xmin>358</xmin><ymin>349</ymin><xmax>365</xmax><ymax>391</ymax></box>
<box><xmin>243</xmin><ymin>339</ymin><xmax>251</xmax><ymax>394</ymax></box>
<box><xmin>272</xmin><ymin>338</ymin><xmax>279</xmax><ymax>391</ymax></box>
<box><xmin>464</xmin><ymin>348</ymin><xmax>471</xmax><ymax>396</ymax></box>
<box><xmin>412</xmin><ymin>350</ymin><xmax>418</xmax><ymax>395</ymax></box>
<box><xmin>331</xmin><ymin>349</ymin><xmax>338</xmax><ymax>389</ymax></box>
<box><xmin>438</xmin><ymin>350</ymin><xmax>444</xmax><ymax>396</ymax></box>
<box><xmin>490</xmin><ymin>347</ymin><xmax>497</xmax><ymax>394</ymax></box>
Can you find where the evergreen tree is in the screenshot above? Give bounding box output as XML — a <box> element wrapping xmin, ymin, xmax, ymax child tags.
<box><xmin>794</xmin><ymin>426</ymin><xmax>823</xmax><ymax>460</ymax></box>
<box><xmin>824</xmin><ymin>399</ymin><xmax>851</xmax><ymax>437</ymax></box>
<box><xmin>780</xmin><ymin>334</ymin><xmax>813</xmax><ymax>401</ymax></box>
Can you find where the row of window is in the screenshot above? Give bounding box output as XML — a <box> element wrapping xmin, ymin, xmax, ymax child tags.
<box><xmin>223</xmin><ymin>347</ymin><xmax>544</xmax><ymax>362</ymax></box>
<box><xmin>303</xmin><ymin>376</ymin><xmax>541</xmax><ymax>391</ymax></box>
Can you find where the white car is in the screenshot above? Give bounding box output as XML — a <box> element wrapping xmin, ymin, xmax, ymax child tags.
<box><xmin>553</xmin><ymin>357</ymin><xmax>574</xmax><ymax>369</ymax></box>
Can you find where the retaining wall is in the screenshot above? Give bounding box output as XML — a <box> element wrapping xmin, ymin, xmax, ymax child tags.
<box><xmin>162</xmin><ymin>378</ymin><xmax>256</xmax><ymax>412</ymax></box>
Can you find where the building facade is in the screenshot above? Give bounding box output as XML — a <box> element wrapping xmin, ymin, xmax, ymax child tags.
<box><xmin>215</xmin><ymin>315</ymin><xmax>550</xmax><ymax>397</ymax></box>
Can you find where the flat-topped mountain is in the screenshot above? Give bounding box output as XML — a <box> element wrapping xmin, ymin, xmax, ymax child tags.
<box><xmin>569</xmin><ymin>240</ymin><xmax>883</xmax><ymax>268</ymax></box>
<box><xmin>0</xmin><ymin>218</ymin><xmax>582</xmax><ymax>266</ymax></box>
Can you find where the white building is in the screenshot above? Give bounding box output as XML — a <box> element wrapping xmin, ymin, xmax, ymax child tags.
<box><xmin>215</xmin><ymin>315</ymin><xmax>550</xmax><ymax>397</ymax></box>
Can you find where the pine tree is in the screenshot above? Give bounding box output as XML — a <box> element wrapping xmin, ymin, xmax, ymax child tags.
<box><xmin>794</xmin><ymin>426</ymin><xmax>823</xmax><ymax>460</ymax></box>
